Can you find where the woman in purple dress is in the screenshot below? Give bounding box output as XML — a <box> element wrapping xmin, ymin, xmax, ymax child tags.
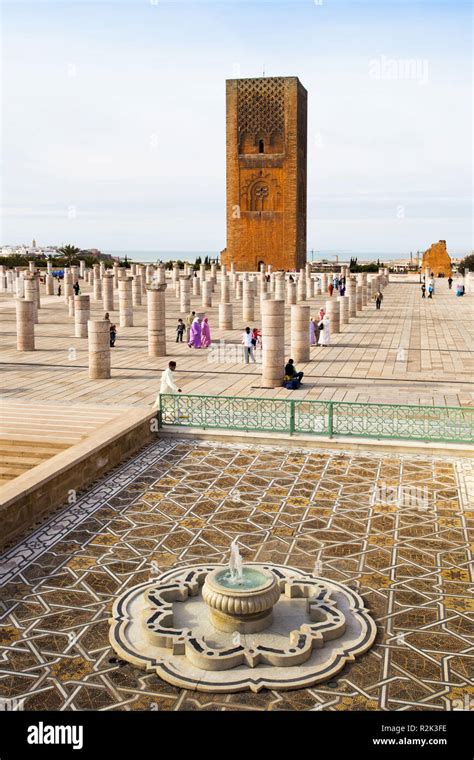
<box><xmin>188</xmin><ymin>316</ymin><xmax>202</xmax><ymax>348</ymax></box>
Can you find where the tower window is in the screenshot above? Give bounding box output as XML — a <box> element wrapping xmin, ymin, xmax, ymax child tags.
<box><xmin>258</xmin><ymin>139</ymin><xmax>264</xmax><ymax>154</ymax></box>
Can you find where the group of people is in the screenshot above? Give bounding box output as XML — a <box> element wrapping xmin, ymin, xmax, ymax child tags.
<box><xmin>310</xmin><ymin>308</ymin><xmax>331</xmax><ymax>347</ymax></box>
<box><xmin>327</xmin><ymin>274</ymin><xmax>346</xmax><ymax>297</ymax></box>
<box><xmin>181</xmin><ymin>312</ymin><xmax>212</xmax><ymax>348</ymax></box>
<box><xmin>421</xmin><ymin>277</ymin><xmax>436</xmax><ymax>299</ymax></box>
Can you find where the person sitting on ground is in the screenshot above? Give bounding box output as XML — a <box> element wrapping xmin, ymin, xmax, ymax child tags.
<box><xmin>283</xmin><ymin>358</ymin><xmax>304</xmax><ymax>389</ymax></box>
<box><xmin>153</xmin><ymin>361</ymin><xmax>182</xmax><ymax>407</ymax></box>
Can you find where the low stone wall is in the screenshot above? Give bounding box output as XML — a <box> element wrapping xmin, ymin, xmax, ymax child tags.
<box><xmin>0</xmin><ymin>409</ymin><xmax>157</xmax><ymax>551</ymax></box>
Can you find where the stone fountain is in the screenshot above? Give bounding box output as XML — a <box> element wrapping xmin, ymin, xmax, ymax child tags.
<box><xmin>202</xmin><ymin>542</ymin><xmax>280</xmax><ymax>633</ymax></box>
<box><xmin>109</xmin><ymin>542</ymin><xmax>376</xmax><ymax>693</ymax></box>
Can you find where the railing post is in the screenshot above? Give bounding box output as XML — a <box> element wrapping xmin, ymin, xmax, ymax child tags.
<box><xmin>157</xmin><ymin>393</ymin><xmax>163</xmax><ymax>429</ymax></box>
<box><xmin>289</xmin><ymin>400</ymin><xmax>295</xmax><ymax>435</ymax></box>
<box><xmin>328</xmin><ymin>402</ymin><xmax>334</xmax><ymax>438</ymax></box>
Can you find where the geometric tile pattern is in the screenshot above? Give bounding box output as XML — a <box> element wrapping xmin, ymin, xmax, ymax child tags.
<box><xmin>0</xmin><ymin>439</ymin><xmax>472</xmax><ymax>711</ymax></box>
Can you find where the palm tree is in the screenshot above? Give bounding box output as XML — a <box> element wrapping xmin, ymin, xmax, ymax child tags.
<box><xmin>58</xmin><ymin>244</ymin><xmax>80</xmax><ymax>266</ymax></box>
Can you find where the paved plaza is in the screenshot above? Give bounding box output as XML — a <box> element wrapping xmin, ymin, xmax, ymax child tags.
<box><xmin>1</xmin><ymin>276</ymin><xmax>473</xmax><ymax>410</ymax></box>
<box><xmin>0</xmin><ymin>439</ymin><xmax>472</xmax><ymax>710</ymax></box>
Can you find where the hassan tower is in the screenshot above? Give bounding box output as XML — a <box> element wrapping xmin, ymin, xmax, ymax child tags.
<box><xmin>221</xmin><ymin>76</ymin><xmax>308</xmax><ymax>272</ymax></box>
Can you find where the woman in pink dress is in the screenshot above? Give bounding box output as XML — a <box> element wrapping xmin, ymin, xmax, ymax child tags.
<box><xmin>201</xmin><ymin>317</ymin><xmax>211</xmax><ymax>348</ymax></box>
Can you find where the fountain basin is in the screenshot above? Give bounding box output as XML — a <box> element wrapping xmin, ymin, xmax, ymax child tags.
<box><xmin>202</xmin><ymin>566</ymin><xmax>280</xmax><ymax>633</ymax></box>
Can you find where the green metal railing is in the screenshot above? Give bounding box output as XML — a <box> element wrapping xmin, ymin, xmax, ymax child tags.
<box><xmin>157</xmin><ymin>393</ymin><xmax>474</xmax><ymax>444</ymax></box>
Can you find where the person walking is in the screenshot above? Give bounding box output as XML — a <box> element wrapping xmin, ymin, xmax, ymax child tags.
<box><xmin>375</xmin><ymin>291</ymin><xmax>383</xmax><ymax>310</ymax></box>
<box><xmin>428</xmin><ymin>283</ymin><xmax>434</xmax><ymax>299</ymax></box>
<box><xmin>252</xmin><ymin>326</ymin><xmax>261</xmax><ymax>351</ymax></box>
<box><xmin>284</xmin><ymin>358</ymin><xmax>304</xmax><ymax>388</ymax></box>
<box><xmin>184</xmin><ymin>310</ymin><xmax>195</xmax><ymax>342</ymax></box>
<box><xmin>57</xmin><ymin>282</ymin><xmax>61</xmax><ymax>296</ymax></box>
<box><xmin>176</xmin><ymin>318</ymin><xmax>185</xmax><ymax>343</ymax></box>
<box><xmin>201</xmin><ymin>317</ymin><xmax>211</xmax><ymax>348</ymax></box>
<box><xmin>188</xmin><ymin>316</ymin><xmax>202</xmax><ymax>348</ymax></box>
<box><xmin>152</xmin><ymin>360</ymin><xmax>182</xmax><ymax>408</ymax></box>
<box><xmin>421</xmin><ymin>283</ymin><xmax>426</xmax><ymax>298</ymax></box>
<box><xmin>318</xmin><ymin>314</ymin><xmax>330</xmax><ymax>346</ymax></box>
<box><xmin>242</xmin><ymin>326</ymin><xmax>256</xmax><ymax>364</ymax></box>
<box><xmin>328</xmin><ymin>282</ymin><xmax>334</xmax><ymax>297</ymax></box>
<box><xmin>448</xmin><ymin>276</ymin><xmax>453</xmax><ymax>290</ymax></box>
<box><xmin>310</xmin><ymin>317</ymin><xmax>317</xmax><ymax>346</ymax></box>
<box><xmin>109</xmin><ymin>323</ymin><xmax>117</xmax><ymax>347</ymax></box>
<box><xmin>73</xmin><ymin>281</ymin><xmax>80</xmax><ymax>296</ymax></box>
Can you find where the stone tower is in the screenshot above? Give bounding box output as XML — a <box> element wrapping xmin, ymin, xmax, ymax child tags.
<box><xmin>222</xmin><ymin>77</ymin><xmax>307</xmax><ymax>272</ymax></box>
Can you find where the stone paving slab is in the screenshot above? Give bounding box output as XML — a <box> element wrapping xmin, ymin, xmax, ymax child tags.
<box><xmin>0</xmin><ymin>438</ymin><xmax>472</xmax><ymax>711</ymax></box>
<box><xmin>1</xmin><ymin>277</ymin><xmax>473</xmax><ymax>409</ymax></box>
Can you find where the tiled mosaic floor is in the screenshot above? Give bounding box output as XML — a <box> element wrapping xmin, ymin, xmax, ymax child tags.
<box><xmin>0</xmin><ymin>439</ymin><xmax>473</xmax><ymax>711</ymax></box>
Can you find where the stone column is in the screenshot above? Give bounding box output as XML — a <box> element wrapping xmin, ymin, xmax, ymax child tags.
<box><xmin>74</xmin><ymin>295</ymin><xmax>90</xmax><ymax>338</ymax></box>
<box><xmin>88</xmin><ymin>320</ymin><xmax>111</xmax><ymax>379</ymax></box>
<box><xmin>273</xmin><ymin>274</ymin><xmax>285</xmax><ymax>301</ymax></box>
<box><xmin>192</xmin><ymin>276</ymin><xmax>201</xmax><ymax>296</ymax></box>
<box><xmin>103</xmin><ymin>273</ymin><xmax>115</xmax><ymax>312</ymax></box>
<box><xmin>287</xmin><ymin>281</ymin><xmax>297</xmax><ymax>305</ymax></box>
<box><xmin>221</xmin><ymin>275</ymin><xmax>230</xmax><ymax>303</ymax></box>
<box><xmin>180</xmin><ymin>276</ymin><xmax>191</xmax><ymax>313</ymax></box>
<box><xmin>202</xmin><ymin>281</ymin><xmax>212</xmax><ymax>308</ymax></box>
<box><xmin>338</xmin><ymin>294</ymin><xmax>349</xmax><ymax>325</ymax></box>
<box><xmin>0</xmin><ymin>265</ymin><xmax>5</xmax><ymax>292</ymax></box>
<box><xmin>113</xmin><ymin>262</ymin><xmax>120</xmax><ymax>288</ymax></box>
<box><xmin>356</xmin><ymin>286</ymin><xmax>363</xmax><ymax>312</ymax></box>
<box><xmin>23</xmin><ymin>274</ymin><xmax>38</xmax><ymax>323</ymax></box>
<box><xmin>63</xmin><ymin>270</ymin><xmax>73</xmax><ymax>303</ymax></box>
<box><xmin>261</xmin><ymin>299</ymin><xmax>285</xmax><ymax>388</ymax></box>
<box><xmin>357</xmin><ymin>273</ymin><xmax>368</xmax><ymax>305</ymax></box>
<box><xmin>147</xmin><ymin>284</ymin><xmax>167</xmax><ymax>357</ymax></box>
<box><xmin>156</xmin><ymin>265</ymin><xmax>166</xmax><ymax>286</ymax></box>
<box><xmin>199</xmin><ymin>264</ymin><xmax>206</xmax><ymax>282</ymax></box>
<box><xmin>93</xmin><ymin>274</ymin><xmax>102</xmax><ymax>301</ymax></box>
<box><xmin>79</xmin><ymin>260</ymin><xmax>86</xmax><ymax>279</ymax></box>
<box><xmin>347</xmin><ymin>280</ymin><xmax>357</xmax><ymax>318</ymax></box>
<box><xmin>326</xmin><ymin>298</ymin><xmax>340</xmax><ymax>334</ymax></box>
<box><xmin>291</xmin><ymin>304</ymin><xmax>310</xmax><ymax>362</ymax></box>
<box><xmin>28</xmin><ymin>260</ymin><xmax>36</xmax><ymax>273</ymax></box>
<box><xmin>119</xmin><ymin>277</ymin><xmax>133</xmax><ymax>327</ymax></box>
<box><xmin>306</xmin><ymin>277</ymin><xmax>314</xmax><ymax>299</ymax></box>
<box><xmin>34</xmin><ymin>273</ymin><xmax>41</xmax><ymax>310</ymax></box>
<box><xmin>99</xmin><ymin>262</ymin><xmax>105</xmax><ymax>278</ymax></box>
<box><xmin>219</xmin><ymin>302</ymin><xmax>233</xmax><ymax>329</ymax></box>
<box><xmin>46</xmin><ymin>261</ymin><xmax>53</xmax><ymax>275</ymax></box>
<box><xmin>46</xmin><ymin>273</ymin><xmax>54</xmax><ymax>295</ymax></box>
<box><xmin>242</xmin><ymin>281</ymin><xmax>255</xmax><ymax>322</ymax></box>
<box><xmin>320</xmin><ymin>273</ymin><xmax>327</xmax><ymax>293</ymax></box>
<box><xmin>16</xmin><ymin>298</ymin><xmax>35</xmax><ymax>350</ymax></box>
<box><xmin>68</xmin><ymin>295</ymin><xmax>75</xmax><ymax>317</ymax></box>
<box><xmin>297</xmin><ymin>274</ymin><xmax>306</xmax><ymax>301</ymax></box>
<box><xmin>132</xmin><ymin>275</ymin><xmax>142</xmax><ymax>306</ymax></box>
<box><xmin>235</xmin><ymin>278</ymin><xmax>243</xmax><ymax>300</ymax></box>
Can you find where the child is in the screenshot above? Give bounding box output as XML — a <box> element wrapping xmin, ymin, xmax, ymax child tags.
<box><xmin>176</xmin><ymin>318</ymin><xmax>185</xmax><ymax>343</ymax></box>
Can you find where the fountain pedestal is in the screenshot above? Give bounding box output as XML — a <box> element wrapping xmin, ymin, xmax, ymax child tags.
<box><xmin>202</xmin><ymin>567</ymin><xmax>280</xmax><ymax>633</ymax></box>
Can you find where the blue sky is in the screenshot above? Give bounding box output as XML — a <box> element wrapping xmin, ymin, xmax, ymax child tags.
<box><xmin>1</xmin><ymin>0</ymin><xmax>472</xmax><ymax>254</ymax></box>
